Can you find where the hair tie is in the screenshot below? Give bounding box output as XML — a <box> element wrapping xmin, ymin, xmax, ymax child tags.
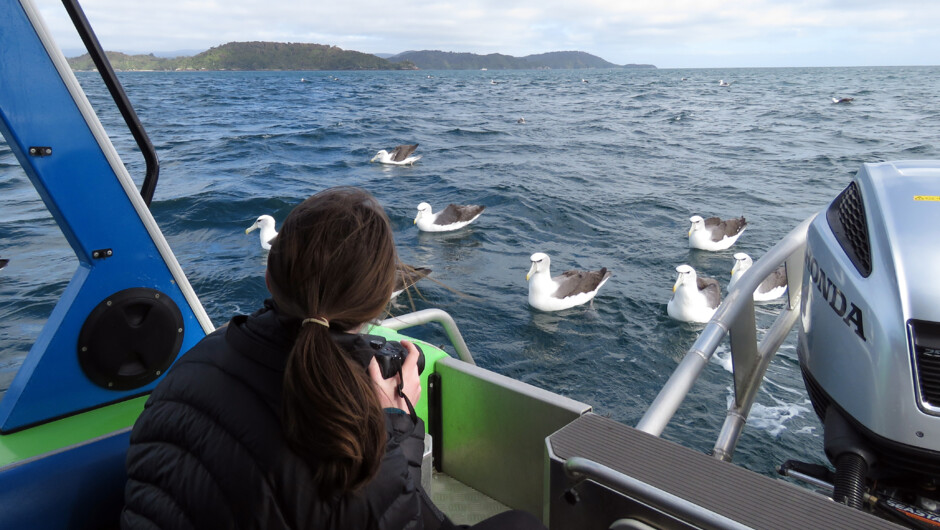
<box><xmin>302</xmin><ymin>316</ymin><xmax>330</xmax><ymax>328</ymax></box>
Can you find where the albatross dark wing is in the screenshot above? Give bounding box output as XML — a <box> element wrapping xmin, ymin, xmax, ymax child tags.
<box><xmin>757</xmin><ymin>265</ymin><xmax>787</xmax><ymax>295</ymax></box>
<box><xmin>554</xmin><ymin>268</ymin><xmax>610</xmax><ymax>299</ymax></box>
<box><xmin>0</xmin><ymin>258</ymin><xmax>7</xmax><ymax>270</ymax></box>
<box><xmin>390</xmin><ymin>144</ymin><xmax>418</xmax><ymax>162</ymax></box>
<box><xmin>395</xmin><ymin>265</ymin><xmax>432</xmax><ymax>291</ymax></box>
<box><xmin>696</xmin><ymin>276</ymin><xmax>722</xmax><ymax>309</ymax></box>
<box><xmin>435</xmin><ymin>204</ymin><xmax>485</xmax><ymax>225</ymax></box>
<box><xmin>704</xmin><ymin>216</ymin><xmax>747</xmax><ymax>242</ymax></box>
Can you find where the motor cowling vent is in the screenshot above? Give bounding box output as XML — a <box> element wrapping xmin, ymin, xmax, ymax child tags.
<box><xmin>911</xmin><ymin>320</ymin><xmax>940</xmax><ymax>411</ymax></box>
<box><xmin>826</xmin><ymin>181</ymin><xmax>872</xmax><ymax>277</ymax></box>
<box><xmin>78</xmin><ymin>287</ymin><xmax>184</xmax><ymax>391</ymax></box>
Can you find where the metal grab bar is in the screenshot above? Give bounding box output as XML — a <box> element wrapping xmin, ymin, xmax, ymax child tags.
<box><xmin>636</xmin><ymin>215</ymin><xmax>816</xmax><ymax>453</ymax></box>
<box><xmin>61</xmin><ymin>0</ymin><xmax>160</xmax><ymax>205</ymax></box>
<box><xmin>379</xmin><ymin>309</ymin><xmax>475</xmax><ymax>364</ymax></box>
<box><xmin>564</xmin><ymin>457</ymin><xmax>752</xmax><ymax>530</ymax></box>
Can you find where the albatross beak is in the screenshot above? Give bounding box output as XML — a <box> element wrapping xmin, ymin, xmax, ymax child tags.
<box><xmin>245</xmin><ymin>226</ymin><xmax>256</xmax><ymax>234</ymax></box>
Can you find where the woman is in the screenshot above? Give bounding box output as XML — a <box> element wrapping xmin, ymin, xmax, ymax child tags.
<box><xmin>122</xmin><ymin>187</ymin><xmax>543</xmax><ymax>529</ymax></box>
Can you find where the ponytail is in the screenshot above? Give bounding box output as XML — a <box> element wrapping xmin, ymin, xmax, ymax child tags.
<box><xmin>281</xmin><ymin>323</ymin><xmax>386</xmax><ymax>496</ymax></box>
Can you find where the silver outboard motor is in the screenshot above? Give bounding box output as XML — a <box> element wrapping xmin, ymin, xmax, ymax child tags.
<box><xmin>797</xmin><ymin>161</ymin><xmax>940</xmax><ymax>524</ymax></box>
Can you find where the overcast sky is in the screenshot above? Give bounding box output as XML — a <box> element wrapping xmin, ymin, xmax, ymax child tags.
<box><xmin>33</xmin><ymin>0</ymin><xmax>940</xmax><ymax>68</ymax></box>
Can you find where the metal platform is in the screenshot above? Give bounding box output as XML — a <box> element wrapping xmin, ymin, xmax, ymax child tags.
<box><xmin>546</xmin><ymin>413</ymin><xmax>904</xmax><ymax>529</ymax></box>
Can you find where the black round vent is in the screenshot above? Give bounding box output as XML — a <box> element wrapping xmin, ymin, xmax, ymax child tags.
<box><xmin>78</xmin><ymin>288</ymin><xmax>184</xmax><ymax>391</ymax></box>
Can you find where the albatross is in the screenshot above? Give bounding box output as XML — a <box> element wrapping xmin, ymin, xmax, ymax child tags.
<box><xmin>246</xmin><ymin>215</ymin><xmax>278</xmax><ymax>250</ymax></box>
<box><xmin>414</xmin><ymin>202</ymin><xmax>485</xmax><ymax>232</ymax></box>
<box><xmin>688</xmin><ymin>215</ymin><xmax>747</xmax><ymax>251</ymax></box>
<box><xmin>391</xmin><ymin>265</ymin><xmax>432</xmax><ymax>300</ymax></box>
<box><xmin>667</xmin><ymin>264</ymin><xmax>721</xmax><ymax>323</ymax></box>
<box><xmin>728</xmin><ymin>252</ymin><xmax>787</xmax><ymax>302</ymax></box>
<box><xmin>0</xmin><ymin>258</ymin><xmax>7</xmax><ymax>271</ymax></box>
<box><xmin>526</xmin><ymin>252</ymin><xmax>611</xmax><ymax>312</ymax></box>
<box><xmin>371</xmin><ymin>144</ymin><xmax>421</xmax><ymax>166</ymax></box>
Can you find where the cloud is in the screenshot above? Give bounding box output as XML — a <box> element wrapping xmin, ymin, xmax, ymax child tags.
<box><xmin>33</xmin><ymin>0</ymin><xmax>940</xmax><ymax>67</ymax></box>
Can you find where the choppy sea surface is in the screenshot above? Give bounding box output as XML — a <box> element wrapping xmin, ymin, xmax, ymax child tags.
<box><xmin>2</xmin><ymin>66</ymin><xmax>939</xmax><ymax>478</ymax></box>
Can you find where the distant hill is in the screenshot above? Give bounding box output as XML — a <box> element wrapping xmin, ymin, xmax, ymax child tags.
<box><xmin>386</xmin><ymin>50</ymin><xmax>655</xmax><ymax>70</ymax></box>
<box><xmin>65</xmin><ymin>42</ymin><xmax>654</xmax><ymax>72</ymax></box>
<box><xmin>67</xmin><ymin>42</ymin><xmax>416</xmax><ymax>71</ymax></box>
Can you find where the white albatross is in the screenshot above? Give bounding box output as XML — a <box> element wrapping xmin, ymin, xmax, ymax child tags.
<box><xmin>667</xmin><ymin>265</ymin><xmax>721</xmax><ymax>323</ymax></box>
<box><xmin>688</xmin><ymin>215</ymin><xmax>747</xmax><ymax>251</ymax></box>
<box><xmin>371</xmin><ymin>144</ymin><xmax>421</xmax><ymax>166</ymax></box>
<box><xmin>526</xmin><ymin>253</ymin><xmax>611</xmax><ymax>312</ymax></box>
<box><xmin>414</xmin><ymin>202</ymin><xmax>484</xmax><ymax>232</ymax></box>
<box><xmin>246</xmin><ymin>215</ymin><xmax>278</xmax><ymax>250</ymax></box>
<box><xmin>391</xmin><ymin>266</ymin><xmax>432</xmax><ymax>300</ymax></box>
<box><xmin>728</xmin><ymin>253</ymin><xmax>787</xmax><ymax>302</ymax></box>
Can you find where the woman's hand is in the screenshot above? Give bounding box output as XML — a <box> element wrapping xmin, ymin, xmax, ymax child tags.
<box><xmin>368</xmin><ymin>340</ymin><xmax>422</xmax><ymax>411</ymax></box>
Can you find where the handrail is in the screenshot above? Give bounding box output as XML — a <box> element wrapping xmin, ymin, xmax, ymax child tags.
<box><xmin>564</xmin><ymin>457</ymin><xmax>752</xmax><ymax>530</ymax></box>
<box><xmin>60</xmin><ymin>0</ymin><xmax>160</xmax><ymax>205</ymax></box>
<box><xmin>636</xmin><ymin>214</ymin><xmax>816</xmax><ymax>456</ymax></box>
<box><xmin>379</xmin><ymin>309</ymin><xmax>475</xmax><ymax>365</ymax></box>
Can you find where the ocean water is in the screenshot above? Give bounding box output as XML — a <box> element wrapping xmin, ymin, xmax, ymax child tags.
<box><xmin>2</xmin><ymin>66</ymin><xmax>939</xmax><ymax>479</ymax></box>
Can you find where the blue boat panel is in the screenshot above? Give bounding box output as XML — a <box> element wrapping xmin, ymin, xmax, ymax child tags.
<box><xmin>0</xmin><ymin>430</ymin><xmax>129</xmax><ymax>528</ymax></box>
<box><xmin>0</xmin><ymin>0</ymin><xmax>208</xmax><ymax>431</ymax></box>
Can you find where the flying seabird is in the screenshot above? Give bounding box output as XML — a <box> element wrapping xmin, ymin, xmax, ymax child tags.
<box><xmin>526</xmin><ymin>252</ymin><xmax>611</xmax><ymax>312</ymax></box>
<box><xmin>371</xmin><ymin>144</ymin><xmax>421</xmax><ymax>166</ymax></box>
<box><xmin>728</xmin><ymin>252</ymin><xmax>787</xmax><ymax>302</ymax></box>
<box><xmin>688</xmin><ymin>215</ymin><xmax>747</xmax><ymax>251</ymax></box>
<box><xmin>667</xmin><ymin>265</ymin><xmax>721</xmax><ymax>323</ymax></box>
<box><xmin>391</xmin><ymin>265</ymin><xmax>432</xmax><ymax>300</ymax></box>
<box><xmin>832</xmin><ymin>97</ymin><xmax>854</xmax><ymax>104</ymax></box>
<box><xmin>414</xmin><ymin>202</ymin><xmax>485</xmax><ymax>232</ymax></box>
<box><xmin>246</xmin><ymin>214</ymin><xmax>278</xmax><ymax>250</ymax></box>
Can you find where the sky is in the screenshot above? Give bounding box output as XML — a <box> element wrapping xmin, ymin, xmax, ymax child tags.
<box><xmin>32</xmin><ymin>0</ymin><xmax>940</xmax><ymax>69</ymax></box>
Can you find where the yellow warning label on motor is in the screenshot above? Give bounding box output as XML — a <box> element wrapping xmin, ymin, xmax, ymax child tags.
<box><xmin>914</xmin><ymin>196</ymin><xmax>940</xmax><ymax>201</ymax></box>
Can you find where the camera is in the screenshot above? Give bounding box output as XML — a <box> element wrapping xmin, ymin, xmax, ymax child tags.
<box><xmin>332</xmin><ymin>332</ymin><xmax>425</xmax><ymax>380</ymax></box>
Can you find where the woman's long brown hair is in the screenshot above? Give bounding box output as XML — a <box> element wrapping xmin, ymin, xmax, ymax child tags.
<box><xmin>266</xmin><ymin>187</ymin><xmax>397</xmax><ymax>497</ymax></box>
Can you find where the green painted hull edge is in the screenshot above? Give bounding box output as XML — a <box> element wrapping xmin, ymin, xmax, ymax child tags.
<box><xmin>0</xmin><ymin>395</ymin><xmax>147</xmax><ymax>468</ymax></box>
<box><xmin>0</xmin><ymin>327</ymin><xmax>444</xmax><ymax>468</ymax></box>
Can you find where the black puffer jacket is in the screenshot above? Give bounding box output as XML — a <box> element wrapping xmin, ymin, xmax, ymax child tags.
<box><xmin>122</xmin><ymin>301</ymin><xmax>426</xmax><ymax>529</ymax></box>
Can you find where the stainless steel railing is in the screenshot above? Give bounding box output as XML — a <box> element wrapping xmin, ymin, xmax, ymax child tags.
<box><xmin>636</xmin><ymin>214</ymin><xmax>816</xmax><ymax>461</ymax></box>
<box><xmin>565</xmin><ymin>457</ymin><xmax>752</xmax><ymax>530</ymax></box>
<box><xmin>379</xmin><ymin>308</ymin><xmax>476</xmax><ymax>365</ymax></box>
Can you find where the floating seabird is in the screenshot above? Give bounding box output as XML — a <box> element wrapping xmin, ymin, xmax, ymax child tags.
<box><xmin>581</xmin><ymin>79</ymin><xmax>589</xmax><ymax>84</ymax></box>
<box><xmin>371</xmin><ymin>144</ymin><xmax>421</xmax><ymax>166</ymax></box>
<box><xmin>414</xmin><ymin>202</ymin><xmax>485</xmax><ymax>232</ymax></box>
<box><xmin>246</xmin><ymin>215</ymin><xmax>278</xmax><ymax>250</ymax></box>
<box><xmin>718</xmin><ymin>80</ymin><xmax>732</xmax><ymax>87</ymax></box>
<box><xmin>832</xmin><ymin>97</ymin><xmax>854</xmax><ymax>104</ymax></box>
<box><xmin>391</xmin><ymin>265</ymin><xmax>432</xmax><ymax>300</ymax></box>
<box><xmin>526</xmin><ymin>252</ymin><xmax>611</xmax><ymax>312</ymax></box>
<box><xmin>728</xmin><ymin>252</ymin><xmax>787</xmax><ymax>302</ymax></box>
<box><xmin>667</xmin><ymin>264</ymin><xmax>721</xmax><ymax>323</ymax></box>
<box><xmin>517</xmin><ymin>117</ymin><xmax>526</xmax><ymax>124</ymax></box>
<box><xmin>688</xmin><ymin>215</ymin><xmax>747</xmax><ymax>251</ymax></box>
<box><xmin>490</xmin><ymin>80</ymin><xmax>500</xmax><ymax>85</ymax></box>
